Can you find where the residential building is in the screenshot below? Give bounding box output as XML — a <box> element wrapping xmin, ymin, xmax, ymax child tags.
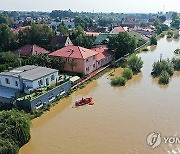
<box><xmin>121</xmin><ymin>17</ymin><xmax>140</xmax><ymax>26</ymax></box>
<box><xmin>94</xmin><ymin>34</ymin><xmax>115</xmax><ymax>45</ymax></box>
<box><xmin>0</xmin><ymin>65</ymin><xmax>71</xmax><ymax>110</ymax></box>
<box><xmin>14</xmin><ymin>44</ymin><xmax>49</xmax><ymax>56</ymax></box>
<box><xmin>109</xmin><ymin>26</ymin><xmax>125</xmax><ymax>34</ymax></box>
<box><xmin>50</xmin><ymin>46</ymin><xmax>98</xmax><ymax>75</ymax></box>
<box><xmin>92</xmin><ymin>46</ymin><xmax>114</xmax><ymax>69</ymax></box>
<box><xmin>13</xmin><ymin>26</ymin><xmax>31</xmax><ymax>34</ymax></box>
<box><xmin>50</xmin><ymin>36</ymin><xmax>73</xmax><ymax>48</ymax></box>
<box><xmin>85</xmin><ymin>31</ymin><xmax>100</xmax><ymax>37</ymax></box>
<box><xmin>63</xmin><ymin>21</ymin><xmax>75</xmax><ymax>29</ymax></box>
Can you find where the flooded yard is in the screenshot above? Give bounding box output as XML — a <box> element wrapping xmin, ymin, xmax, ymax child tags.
<box><xmin>20</xmin><ymin>36</ymin><xmax>180</xmax><ymax>154</ymax></box>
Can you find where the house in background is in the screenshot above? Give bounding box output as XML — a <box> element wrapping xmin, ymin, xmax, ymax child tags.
<box><xmin>0</xmin><ymin>65</ymin><xmax>71</xmax><ymax>110</ymax></box>
<box><xmin>63</xmin><ymin>21</ymin><xmax>75</xmax><ymax>29</ymax></box>
<box><xmin>109</xmin><ymin>26</ymin><xmax>125</xmax><ymax>34</ymax></box>
<box><xmin>94</xmin><ymin>34</ymin><xmax>115</xmax><ymax>45</ymax></box>
<box><xmin>50</xmin><ymin>46</ymin><xmax>98</xmax><ymax>75</ymax></box>
<box><xmin>13</xmin><ymin>26</ymin><xmax>31</xmax><ymax>34</ymax></box>
<box><xmin>14</xmin><ymin>45</ymin><xmax>49</xmax><ymax>56</ymax></box>
<box><xmin>92</xmin><ymin>46</ymin><xmax>114</xmax><ymax>69</ymax></box>
<box><xmin>50</xmin><ymin>35</ymin><xmax>73</xmax><ymax>48</ymax></box>
<box><xmin>121</xmin><ymin>17</ymin><xmax>140</xmax><ymax>26</ymax></box>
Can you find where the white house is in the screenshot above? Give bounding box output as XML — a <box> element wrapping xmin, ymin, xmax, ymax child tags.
<box><xmin>0</xmin><ymin>65</ymin><xmax>59</xmax><ymax>94</ymax></box>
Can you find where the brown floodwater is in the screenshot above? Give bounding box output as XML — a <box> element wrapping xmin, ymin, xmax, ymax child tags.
<box><xmin>20</xmin><ymin>36</ymin><xmax>180</xmax><ymax>154</ymax></box>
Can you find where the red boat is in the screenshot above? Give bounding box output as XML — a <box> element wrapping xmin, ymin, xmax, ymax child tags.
<box><xmin>75</xmin><ymin>97</ymin><xmax>94</xmax><ymax>106</ymax></box>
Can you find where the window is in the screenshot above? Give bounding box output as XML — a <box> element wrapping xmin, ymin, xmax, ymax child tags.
<box><xmin>86</xmin><ymin>67</ymin><xmax>89</xmax><ymax>72</ymax></box>
<box><xmin>93</xmin><ymin>55</ymin><xmax>96</xmax><ymax>59</ymax></box>
<box><xmin>15</xmin><ymin>81</ymin><xmax>18</xmax><ymax>87</ymax></box>
<box><xmin>66</xmin><ymin>58</ymin><xmax>69</xmax><ymax>62</ymax></box>
<box><xmin>36</xmin><ymin>100</ymin><xmax>43</xmax><ymax>109</ymax></box>
<box><xmin>93</xmin><ymin>64</ymin><xmax>96</xmax><ymax>68</ymax></box>
<box><xmin>51</xmin><ymin>75</ymin><xmax>55</xmax><ymax>81</ymax></box>
<box><xmin>48</xmin><ymin>93</ymin><xmax>55</xmax><ymax>102</ymax></box>
<box><xmin>38</xmin><ymin>80</ymin><xmax>43</xmax><ymax>86</ymax></box>
<box><xmin>5</xmin><ymin>78</ymin><xmax>10</xmax><ymax>84</ymax></box>
<box><xmin>46</xmin><ymin>78</ymin><xmax>49</xmax><ymax>85</ymax></box>
<box><xmin>86</xmin><ymin>58</ymin><xmax>89</xmax><ymax>63</ymax></box>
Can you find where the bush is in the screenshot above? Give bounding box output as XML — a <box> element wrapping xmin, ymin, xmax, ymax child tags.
<box><xmin>160</xmin><ymin>33</ymin><xmax>165</xmax><ymax>38</ymax></box>
<box><xmin>173</xmin><ymin>33</ymin><xmax>179</xmax><ymax>39</ymax></box>
<box><xmin>167</xmin><ymin>35</ymin><xmax>172</xmax><ymax>38</ymax></box>
<box><xmin>167</xmin><ymin>30</ymin><xmax>173</xmax><ymax>37</ymax></box>
<box><xmin>0</xmin><ymin>109</ymin><xmax>31</xmax><ymax>154</ymax></box>
<box><xmin>142</xmin><ymin>48</ymin><xmax>149</xmax><ymax>51</ymax></box>
<box><xmin>0</xmin><ymin>138</ymin><xmax>19</xmax><ymax>154</ymax></box>
<box><xmin>122</xmin><ymin>68</ymin><xmax>133</xmax><ymax>80</ymax></box>
<box><xmin>174</xmin><ymin>48</ymin><xmax>180</xmax><ymax>54</ymax></box>
<box><xmin>159</xmin><ymin>71</ymin><xmax>170</xmax><ymax>84</ymax></box>
<box><xmin>172</xmin><ymin>58</ymin><xmax>180</xmax><ymax>71</ymax></box>
<box><xmin>151</xmin><ymin>59</ymin><xmax>174</xmax><ymax>77</ymax></box>
<box><xmin>150</xmin><ymin>36</ymin><xmax>157</xmax><ymax>45</ymax></box>
<box><xmin>127</xmin><ymin>54</ymin><xmax>143</xmax><ymax>73</ymax></box>
<box><xmin>111</xmin><ymin>76</ymin><xmax>126</xmax><ymax>86</ymax></box>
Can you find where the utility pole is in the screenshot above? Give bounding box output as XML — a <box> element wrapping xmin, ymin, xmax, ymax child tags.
<box><xmin>160</xmin><ymin>53</ymin><xmax>163</xmax><ymax>62</ymax></box>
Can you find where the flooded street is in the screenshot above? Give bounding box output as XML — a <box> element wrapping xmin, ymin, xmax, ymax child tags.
<box><xmin>20</xmin><ymin>36</ymin><xmax>180</xmax><ymax>154</ymax></box>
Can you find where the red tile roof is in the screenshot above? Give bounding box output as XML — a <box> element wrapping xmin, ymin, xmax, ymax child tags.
<box><xmin>92</xmin><ymin>46</ymin><xmax>112</xmax><ymax>61</ymax></box>
<box><xmin>114</xmin><ymin>26</ymin><xmax>125</xmax><ymax>33</ymax></box>
<box><xmin>85</xmin><ymin>31</ymin><xmax>100</xmax><ymax>37</ymax></box>
<box><xmin>15</xmin><ymin>45</ymin><xmax>49</xmax><ymax>56</ymax></box>
<box><xmin>50</xmin><ymin>46</ymin><xmax>98</xmax><ymax>59</ymax></box>
<box><xmin>13</xmin><ymin>26</ymin><xmax>31</xmax><ymax>34</ymax></box>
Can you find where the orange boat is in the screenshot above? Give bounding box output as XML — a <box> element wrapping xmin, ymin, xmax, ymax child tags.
<box><xmin>75</xmin><ymin>97</ymin><xmax>94</xmax><ymax>106</ymax></box>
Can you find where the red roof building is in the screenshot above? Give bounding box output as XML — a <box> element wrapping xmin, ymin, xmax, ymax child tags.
<box><xmin>110</xmin><ymin>26</ymin><xmax>125</xmax><ymax>34</ymax></box>
<box><xmin>13</xmin><ymin>26</ymin><xmax>31</xmax><ymax>34</ymax></box>
<box><xmin>15</xmin><ymin>45</ymin><xmax>49</xmax><ymax>56</ymax></box>
<box><xmin>92</xmin><ymin>46</ymin><xmax>113</xmax><ymax>69</ymax></box>
<box><xmin>50</xmin><ymin>46</ymin><xmax>98</xmax><ymax>75</ymax></box>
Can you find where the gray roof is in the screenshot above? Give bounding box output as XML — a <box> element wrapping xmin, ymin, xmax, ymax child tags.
<box><xmin>0</xmin><ymin>65</ymin><xmax>58</xmax><ymax>81</ymax></box>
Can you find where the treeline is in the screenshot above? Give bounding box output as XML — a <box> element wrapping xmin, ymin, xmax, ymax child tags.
<box><xmin>0</xmin><ymin>109</ymin><xmax>31</xmax><ymax>154</ymax></box>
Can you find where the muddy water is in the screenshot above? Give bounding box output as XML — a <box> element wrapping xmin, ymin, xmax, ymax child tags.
<box><xmin>20</xmin><ymin>36</ymin><xmax>180</xmax><ymax>154</ymax></box>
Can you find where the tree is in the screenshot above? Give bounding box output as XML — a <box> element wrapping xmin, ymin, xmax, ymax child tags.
<box><xmin>0</xmin><ymin>24</ymin><xmax>17</xmax><ymax>51</ymax></box>
<box><xmin>57</xmin><ymin>25</ymin><xmax>69</xmax><ymax>36</ymax></box>
<box><xmin>70</xmin><ymin>25</ymin><xmax>95</xmax><ymax>48</ymax></box>
<box><xmin>159</xmin><ymin>70</ymin><xmax>170</xmax><ymax>84</ymax></box>
<box><xmin>122</xmin><ymin>68</ymin><xmax>133</xmax><ymax>80</ymax></box>
<box><xmin>140</xmin><ymin>22</ymin><xmax>147</xmax><ymax>28</ymax></box>
<box><xmin>18</xmin><ymin>24</ymin><xmax>54</xmax><ymax>48</ymax></box>
<box><xmin>127</xmin><ymin>54</ymin><xmax>143</xmax><ymax>73</ymax></box>
<box><xmin>0</xmin><ymin>13</ymin><xmax>10</xmax><ymax>25</ymax></box>
<box><xmin>151</xmin><ymin>59</ymin><xmax>174</xmax><ymax>77</ymax></box>
<box><xmin>171</xmin><ymin>12</ymin><xmax>180</xmax><ymax>28</ymax></box>
<box><xmin>69</xmin><ymin>59</ymin><xmax>77</xmax><ymax>72</ymax></box>
<box><xmin>150</xmin><ymin>36</ymin><xmax>157</xmax><ymax>45</ymax></box>
<box><xmin>0</xmin><ymin>109</ymin><xmax>31</xmax><ymax>154</ymax></box>
<box><xmin>158</xmin><ymin>15</ymin><xmax>166</xmax><ymax>23</ymax></box>
<box><xmin>108</xmin><ymin>32</ymin><xmax>136</xmax><ymax>59</ymax></box>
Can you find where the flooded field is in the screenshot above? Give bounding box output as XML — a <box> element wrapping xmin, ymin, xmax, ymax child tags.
<box><xmin>20</xmin><ymin>36</ymin><xmax>180</xmax><ymax>154</ymax></box>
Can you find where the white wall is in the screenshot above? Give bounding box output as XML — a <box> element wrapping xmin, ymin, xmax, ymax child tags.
<box><xmin>65</xmin><ymin>37</ymin><xmax>73</xmax><ymax>46</ymax></box>
<box><xmin>84</xmin><ymin>55</ymin><xmax>97</xmax><ymax>75</ymax></box>
<box><xmin>0</xmin><ymin>75</ymin><xmax>21</xmax><ymax>90</ymax></box>
<box><xmin>24</xmin><ymin>71</ymin><xmax>59</xmax><ymax>90</ymax></box>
